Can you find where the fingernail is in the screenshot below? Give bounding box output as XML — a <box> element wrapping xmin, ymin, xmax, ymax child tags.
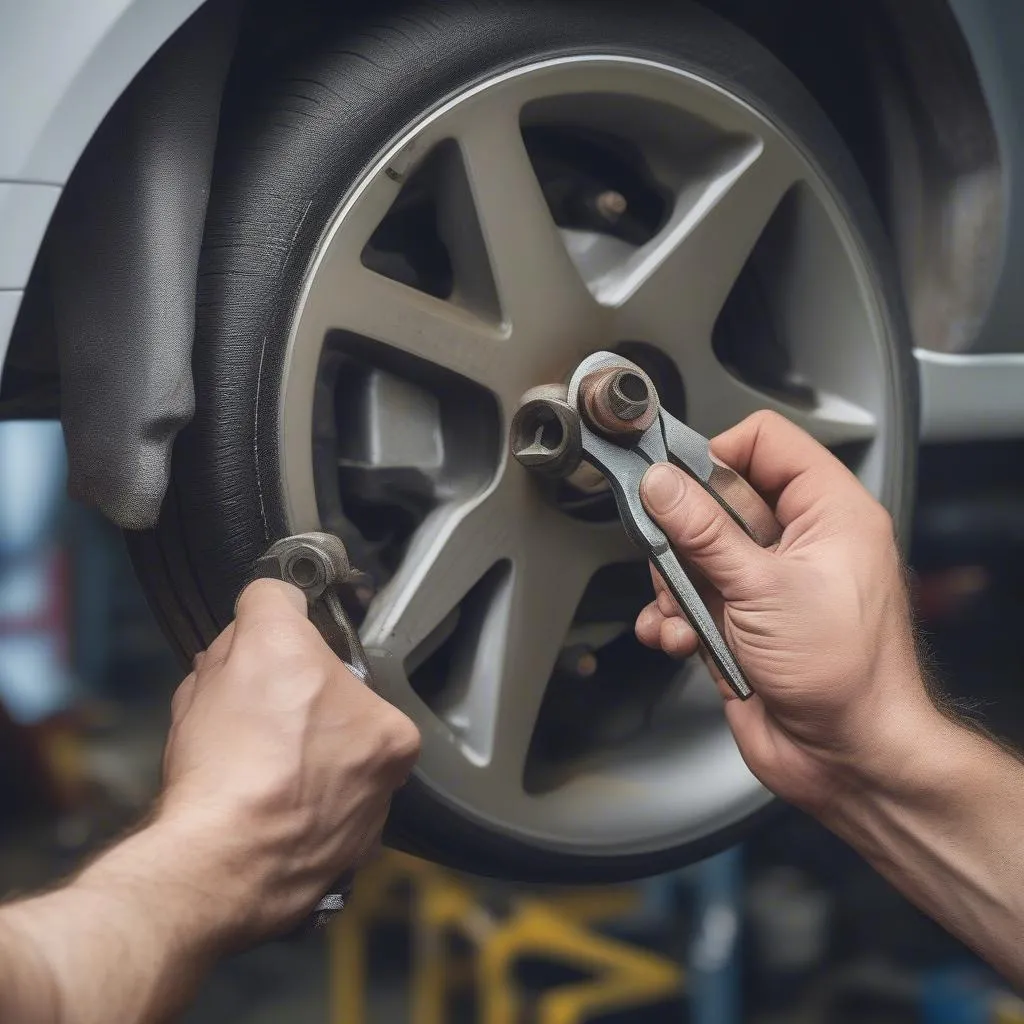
<box><xmin>641</xmin><ymin>464</ymin><xmax>686</xmax><ymax>515</ymax></box>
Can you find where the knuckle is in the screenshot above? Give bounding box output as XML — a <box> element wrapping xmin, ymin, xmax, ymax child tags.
<box><xmin>862</xmin><ymin>501</ymin><xmax>897</xmax><ymax>544</ymax></box>
<box><xmin>235</xmin><ymin>577</ymin><xmax>282</xmax><ymax>614</ymax></box>
<box><xmin>375</xmin><ymin>706</ymin><xmax>422</xmax><ymax>766</ymax></box>
<box><xmin>749</xmin><ymin>409</ymin><xmax>784</xmax><ymax>432</ymax></box>
<box><xmin>292</xmin><ymin>662</ymin><xmax>334</xmax><ymax>700</ymax></box>
<box><xmin>170</xmin><ymin>675</ymin><xmax>196</xmax><ymax>720</ymax></box>
<box><xmin>687</xmin><ymin>502</ymin><xmax>729</xmax><ymax>554</ymax></box>
<box><xmin>235</xmin><ymin>578</ymin><xmax>307</xmax><ymax>627</ymax></box>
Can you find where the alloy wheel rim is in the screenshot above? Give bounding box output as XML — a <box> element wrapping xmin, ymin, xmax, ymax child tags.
<box><xmin>279</xmin><ymin>56</ymin><xmax>905</xmax><ymax>854</ymax></box>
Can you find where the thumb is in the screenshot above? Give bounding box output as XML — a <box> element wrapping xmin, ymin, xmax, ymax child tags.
<box><xmin>232</xmin><ymin>577</ymin><xmax>309</xmax><ymax>638</ymax></box>
<box><xmin>641</xmin><ymin>463</ymin><xmax>770</xmax><ymax>599</ymax></box>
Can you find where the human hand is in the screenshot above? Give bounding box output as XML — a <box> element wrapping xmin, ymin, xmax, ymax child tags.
<box><xmin>157</xmin><ymin>579</ymin><xmax>420</xmax><ymax>943</ymax></box>
<box><xmin>635</xmin><ymin>411</ymin><xmax>936</xmax><ymax>817</ymax></box>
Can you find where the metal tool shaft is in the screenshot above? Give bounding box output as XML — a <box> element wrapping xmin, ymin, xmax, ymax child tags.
<box><xmin>254</xmin><ymin>531</ymin><xmax>370</xmax><ymax>930</ymax></box>
<box><xmin>649</xmin><ymin>547</ymin><xmax>753</xmax><ymax>699</ymax></box>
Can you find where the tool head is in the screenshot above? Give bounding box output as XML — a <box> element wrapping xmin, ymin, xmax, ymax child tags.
<box><xmin>510</xmin><ymin>384</ymin><xmax>583</xmax><ymax>479</ymax></box>
<box><xmin>608</xmin><ymin>370</ymin><xmax>651</xmax><ymax>421</ymax></box>
<box><xmin>578</xmin><ymin>363</ymin><xmax>659</xmax><ymax>442</ymax></box>
<box><xmin>254</xmin><ymin>532</ymin><xmax>358</xmax><ymax>602</ymax></box>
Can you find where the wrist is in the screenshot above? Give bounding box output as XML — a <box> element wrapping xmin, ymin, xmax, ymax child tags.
<box><xmin>75</xmin><ymin>811</ymin><xmax>256</xmax><ymax>957</ymax></box>
<box><xmin>817</xmin><ymin>688</ymin><xmax>992</xmax><ymax>838</ymax></box>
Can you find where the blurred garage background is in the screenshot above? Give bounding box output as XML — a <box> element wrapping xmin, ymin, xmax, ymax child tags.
<box><xmin>1</xmin><ymin>417</ymin><xmax>1023</xmax><ymax>1024</ymax></box>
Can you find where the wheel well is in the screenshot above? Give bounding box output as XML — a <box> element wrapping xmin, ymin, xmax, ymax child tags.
<box><xmin>2</xmin><ymin>0</ymin><xmax>239</xmax><ymax>529</ymax></box>
<box><xmin>699</xmin><ymin>0</ymin><xmax>1003</xmax><ymax>355</ymax></box>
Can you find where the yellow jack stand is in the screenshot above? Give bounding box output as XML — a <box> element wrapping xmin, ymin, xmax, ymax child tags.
<box><xmin>329</xmin><ymin>850</ymin><xmax>684</xmax><ymax>1024</ymax></box>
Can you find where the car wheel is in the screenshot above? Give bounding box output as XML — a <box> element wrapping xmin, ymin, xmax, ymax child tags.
<box><xmin>129</xmin><ymin>0</ymin><xmax>917</xmax><ymax>883</ymax></box>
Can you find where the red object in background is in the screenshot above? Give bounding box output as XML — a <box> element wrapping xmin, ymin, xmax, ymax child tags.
<box><xmin>0</xmin><ymin>546</ymin><xmax>69</xmax><ymax>644</ymax></box>
<box><xmin>0</xmin><ymin>545</ymin><xmax>79</xmax><ymax>819</ymax></box>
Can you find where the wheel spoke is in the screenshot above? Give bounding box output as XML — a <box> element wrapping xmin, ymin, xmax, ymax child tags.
<box><xmin>454</xmin><ymin>106</ymin><xmax>601</xmax><ymax>347</ymax></box>
<box><xmin>304</xmin><ymin>259</ymin><xmax>508</xmax><ymax>391</ymax></box>
<box><xmin>475</xmin><ymin>514</ymin><xmax>635</xmax><ymax>781</ymax></box>
<box><xmin>361</xmin><ymin>474</ymin><xmax>519</xmax><ymax>662</ymax></box>
<box><xmin>364</xmin><ymin>466</ymin><xmax>636</xmax><ymax>784</ymax></box>
<box><xmin>612</xmin><ymin>143</ymin><xmax>799</xmax><ymax>345</ymax></box>
<box><xmin>688</xmin><ymin>362</ymin><xmax>878</xmax><ymax>447</ymax></box>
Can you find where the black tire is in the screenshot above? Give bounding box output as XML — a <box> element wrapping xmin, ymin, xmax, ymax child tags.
<box><xmin>129</xmin><ymin>0</ymin><xmax>917</xmax><ymax>883</ymax></box>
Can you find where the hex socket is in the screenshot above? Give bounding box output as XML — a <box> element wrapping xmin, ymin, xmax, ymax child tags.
<box><xmin>510</xmin><ymin>385</ymin><xmax>583</xmax><ymax>479</ymax></box>
<box><xmin>579</xmin><ymin>365</ymin><xmax>659</xmax><ymax>441</ymax></box>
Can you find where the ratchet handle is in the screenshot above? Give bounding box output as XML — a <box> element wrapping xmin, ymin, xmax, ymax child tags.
<box><xmin>650</xmin><ymin>546</ymin><xmax>754</xmax><ymax>700</ymax></box>
<box><xmin>309</xmin><ymin>588</ymin><xmax>372</xmax><ymax>683</ymax></box>
<box><xmin>704</xmin><ymin>455</ymin><xmax>783</xmax><ymax>549</ymax></box>
<box><xmin>659</xmin><ymin>455</ymin><xmax>777</xmax><ymax>698</ymax></box>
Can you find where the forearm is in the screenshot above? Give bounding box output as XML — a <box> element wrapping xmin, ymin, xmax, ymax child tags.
<box><xmin>823</xmin><ymin>703</ymin><xmax>1024</xmax><ymax>988</ymax></box>
<box><xmin>0</xmin><ymin>819</ymin><xmax>245</xmax><ymax>1024</ymax></box>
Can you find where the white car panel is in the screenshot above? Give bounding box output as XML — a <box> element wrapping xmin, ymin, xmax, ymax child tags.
<box><xmin>0</xmin><ymin>0</ymin><xmax>205</xmax><ymax>377</ymax></box>
<box><xmin>0</xmin><ymin>183</ymin><xmax>60</xmax><ymax>289</ymax></box>
<box><xmin>0</xmin><ymin>0</ymin><xmax>204</xmax><ymax>182</ymax></box>
<box><xmin>916</xmin><ymin>349</ymin><xmax>1024</xmax><ymax>443</ymax></box>
<box><xmin>0</xmin><ymin>292</ymin><xmax>22</xmax><ymax>363</ymax></box>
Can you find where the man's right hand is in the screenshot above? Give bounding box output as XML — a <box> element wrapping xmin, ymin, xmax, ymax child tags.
<box><xmin>635</xmin><ymin>410</ymin><xmax>936</xmax><ymax>817</ymax></box>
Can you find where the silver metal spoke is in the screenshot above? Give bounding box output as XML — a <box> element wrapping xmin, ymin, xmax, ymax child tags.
<box><xmin>688</xmin><ymin>362</ymin><xmax>878</xmax><ymax>447</ymax></box>
<box><xmin>455</xmin><ymin>107</ymin><xmax>602</xmax><ymax>348</ymax></box>
<box><xmin>460</xmin><ymin>511</ymin><xmax>631</xmax><ymax>785</ymax></box>
<box><xmin>611</xmin><ymin>143</ymin><xmax>799</xmax><ymax>344</ymax></box>
<box><xmin>360</xmin><ymin>475</ymin><xmax>519</xmax><ymax>663</ymax></box>
<box><xmin>311</xmin><ymin>264</ymin><xmax>508</xmax><ymax>391</ymax></box>
<box><xmin>365</xmin><ymin>466</ymin><xmax>635</xmax><ymax>783</ymax></box>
